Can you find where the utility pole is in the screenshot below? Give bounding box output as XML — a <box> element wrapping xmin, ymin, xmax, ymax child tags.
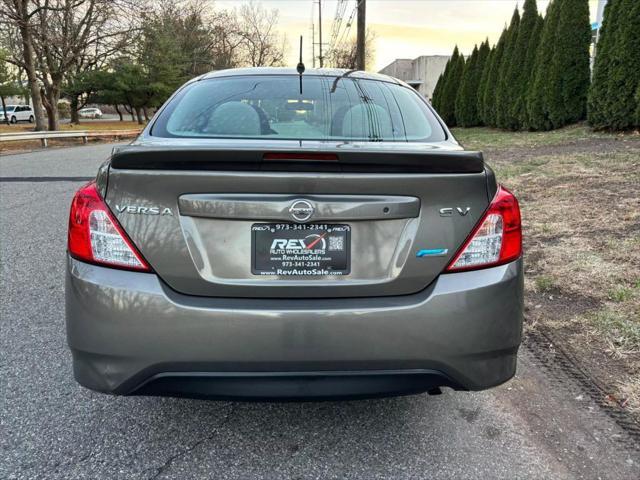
<box><xmin>318</xmin><ymin>0</ymin><xmax>323</xmax><ymax>68</ymax></box>
<box><xmin>312</xmin><ymin>23</ymin><xmax>316</xmax><ymax>68</ymax></box>
<box><xmin>356</xmin><ymin>0</ymin><xmax>366</xmax><ymax>70</ymax></box>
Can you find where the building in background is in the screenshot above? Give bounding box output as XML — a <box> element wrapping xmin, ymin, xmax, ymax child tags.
<box><xmin>378</xmin><ymin>55</ymin><xmax>449</xmax><ymax>101</ymax></box>
<box><xmin>589</xmin><ymin>0</ymin><xmax>608</xmax><ymax>71</ymax></box>
<box><xmin>591</xmin><ymin>0</ymin><xmax>608</xmax><ymax>62</ymax></box>
<box><xmin>593</xmin><ymin>0</ymin><xmax>608</xmax><ymax>34</ymax></box>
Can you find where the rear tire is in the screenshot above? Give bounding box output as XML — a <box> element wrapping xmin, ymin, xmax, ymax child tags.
<box><xmin>29</xmin><ymin>115</ymin><xmax>34</xmax><ymax>123</ymax></box>
<box><xmin>10</xmin><ymin>116</ymin><xmax>17</xmax><ymax>124</ymax></box>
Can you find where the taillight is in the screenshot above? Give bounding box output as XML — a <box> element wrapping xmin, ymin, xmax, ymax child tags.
<box><xmin>68</xmin><ymin>182</ymin><xmax>151</xmax><ymax>272</ymax></box>
<box><xmin>446</xmin><ymin>186</ymin><xmax>521</xmax><ymax>272</ymax></box>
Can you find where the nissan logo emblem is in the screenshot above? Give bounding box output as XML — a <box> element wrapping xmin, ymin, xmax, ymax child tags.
<box><xmin>289</xmin><ymin>200</ymin><xmax>314</xmax><ymax>223</ymax></box>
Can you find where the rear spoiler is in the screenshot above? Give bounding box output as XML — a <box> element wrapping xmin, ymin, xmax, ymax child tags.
<box><xmin>110</xmin><ymin>146</ymin><xmax>485</xmax><ymax>174</ymax></box>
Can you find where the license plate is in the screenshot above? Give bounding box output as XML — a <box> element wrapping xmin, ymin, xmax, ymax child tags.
<box><xmin>252</xmin><ymin>224</ymin><xmax>350</xmax><ymax>277</ymax></box>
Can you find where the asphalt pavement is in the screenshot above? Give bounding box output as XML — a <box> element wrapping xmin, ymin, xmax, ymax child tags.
<box><xmin>1</xmin><ymin>143</ymin><xmax>638</xmax><ymax>479</ymax></box>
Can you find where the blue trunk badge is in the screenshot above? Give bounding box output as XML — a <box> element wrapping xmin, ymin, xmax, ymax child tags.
<box><xmin>416</xmin><ymin>248</ymin><xmax>448</xmax><ymax>257</ymax></box>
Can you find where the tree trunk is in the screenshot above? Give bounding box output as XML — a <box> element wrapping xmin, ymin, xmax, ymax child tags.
<box><xmin>135</xmin><ymin>107</ymin><xmax>144</xmax><ymax>125</ymax></box>
<box><xmin>124</xmin><ymin>104</ymin><xmax>135</xmax><ymax>121</ymax></box>
<box><xmin>43</xmin><ymin>86</ymin><xmax>60</xmax><ymax>131</ymax></box>
<box><xmin>70</xmin><ymin>95</ymin><xmax>80</xmax><ymax>124</ymax></box>
<box><xmin>143</xmin><ymin>106</ymin><xmax>149</xmax><ymax>121</ymax></box>
<box><xmin>1</xmin><ymin>96</ymin><xmax>9</xmax><ymax>125</ymax></box>
<box><xmin>114</xmin><ymin>104</ymin><xmax>123</xmax><ymax>121</ymax></box>
<box><xmin>1</xmin><ymin>96</ymin><xmax>10</xmax><ymax>125</ymax></box>
<box><xmin>43</xmin><ymin>101</ymin><xmax>55</xmax><ymax>131</ymax></box>
<box><xmin>17</xmin><ymin>23</ymin><xmax>46</xmax><ymax>130</ymax></box>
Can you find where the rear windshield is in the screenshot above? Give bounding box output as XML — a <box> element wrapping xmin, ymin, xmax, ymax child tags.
<box><xmin>152</xmin><ymin>75</ymin><xmax>446</xmax><ymax>142</ymax></box>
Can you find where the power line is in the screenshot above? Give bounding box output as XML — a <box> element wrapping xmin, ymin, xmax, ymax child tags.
<box><xmin>328</xmin><ymin>0</ymin><xmax>349</xmax><ymax>55</ymax></box>
<box><xmin>330</xmin><ymin>0</ymin><xmax>351</xmax><ymax>52</ymax></box>
<box><xmin>318</xmin><ymin>0</ymin><xmax>364</xmax><ymax>68</ymax></box>
<box><xmin>330</xmin><ymin>1</ymin><xmax>357</xmax><ymax>59</ymax></box>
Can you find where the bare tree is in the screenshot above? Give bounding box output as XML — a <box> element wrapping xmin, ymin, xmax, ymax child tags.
<box><xmin>0</xmin><ymin>0</ymin><xmax>48</xmax><ymax>130</ymax></box>
<box><xmin>31</xmin><ymin>0</ymin><xmax>139</xmax><ymax>130</ymax></box>
<box><xmin>237</xmin><ymin>1</ymin><xmax>287</xmax><ymax>67</ymax></box>
<box><xmin>326</xmin><ymin>30</ymin><xmax>375</xmax><ymax>70</ymax></box>
<box><xmin>65</xmin><ymin>2</ymin><xmax>141</xmax><ymax>123</ymax></box>
<box><xmin>1</xmin><ymin>0</ymin><xmax>289</xmax><ymax>131</ymax></box>
<box><xmin>2</xmin><ymin>0</ymin><xmax>139</xmax><ymax>130</ymax></box>
<box><xmin>209</xmin><ymin>8</ymin><xmax>244</xmax><ymax>69</ymax></box>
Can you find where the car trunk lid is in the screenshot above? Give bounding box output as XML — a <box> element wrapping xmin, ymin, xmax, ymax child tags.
<box><xmin>104</xmin><ymin>141</ymin><xmax>491</xmax><ymax>298</ymax></box>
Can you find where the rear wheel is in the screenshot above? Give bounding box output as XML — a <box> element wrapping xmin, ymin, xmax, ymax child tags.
<box><xmin>29</xmin><ymin>115</ymin><xmax>34</xmax><ymax>123</ymax></box>
<box><xmin>10</xmin><ymin>116</ymin><xmax>17</xmax><ymax>124</ymax></box>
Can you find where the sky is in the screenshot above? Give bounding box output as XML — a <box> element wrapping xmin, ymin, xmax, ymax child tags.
<box><xmin>217</xmin><ymin>0</ymin><xmax>600</xmax><ymax>71</ymax></box>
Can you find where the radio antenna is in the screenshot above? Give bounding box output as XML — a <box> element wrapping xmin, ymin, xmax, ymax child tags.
<box><xmin>297</xmin><ymin>35</ymin><xmax>305</xmax><ymax>95</ymax></box>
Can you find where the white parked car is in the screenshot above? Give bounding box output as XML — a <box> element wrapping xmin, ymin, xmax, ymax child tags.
<box><xmin>0</xmin><ymin>105</ymin><xmax>35</xmax><ymax>123</ymax></box>
<box><xmin>78</xmin><ymin>107</ymin><xmax>103</xmax><ymax>119</ymax></box>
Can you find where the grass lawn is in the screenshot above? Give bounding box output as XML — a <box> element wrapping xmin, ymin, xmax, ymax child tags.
<box><xmin>0</xmin><ymin>121</ymin><xmax>143</xmax><ymax>152</ymax></box>
<box><xmin>452</xmin><ymin>123</ymin><xmax>640</xmax><ymax>415</ymax></box>
<box><xmin>452</xmin><ymin>123</ymin><xmax>621</xmax><ymax>150</ymax></box>
<box><xmin>0</xmin><ymin>120</ymin><xmax>142</xmax><ymax>134</ymax></box>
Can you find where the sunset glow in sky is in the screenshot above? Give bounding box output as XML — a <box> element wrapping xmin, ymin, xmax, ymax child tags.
<box><xmin>218</xmin><ymin>0</ymin><xmax>599</xmax><ymax>71</ymax></box>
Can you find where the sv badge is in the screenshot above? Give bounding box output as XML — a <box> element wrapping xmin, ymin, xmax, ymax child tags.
<box><xmin>439</xmin><ymin>207</ymin><xmax>471</xmax><ymax>217</ymax></box>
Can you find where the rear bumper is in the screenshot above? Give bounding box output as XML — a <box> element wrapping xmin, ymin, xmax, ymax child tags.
<box><xmin>66</xmin><ymin>256</ymin><xmax>524</xmax><ymax>398</ymax></box>
<box><xmin>130</xmin><ymin>370</ymin><xmax>457</xmax><ymax>400</ymax></box>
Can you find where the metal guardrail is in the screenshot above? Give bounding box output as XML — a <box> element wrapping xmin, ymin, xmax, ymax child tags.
<box><xmin>0</xmin><ymin>129</ymin><xmax>141</xmax><ymax>147</ymax></box>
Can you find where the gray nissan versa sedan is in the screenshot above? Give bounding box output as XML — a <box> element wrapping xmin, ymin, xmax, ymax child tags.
<box><xmin>66</xmin><ymin>67</ymin><xmax>523</xmax><ymax>400</ymax></box>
